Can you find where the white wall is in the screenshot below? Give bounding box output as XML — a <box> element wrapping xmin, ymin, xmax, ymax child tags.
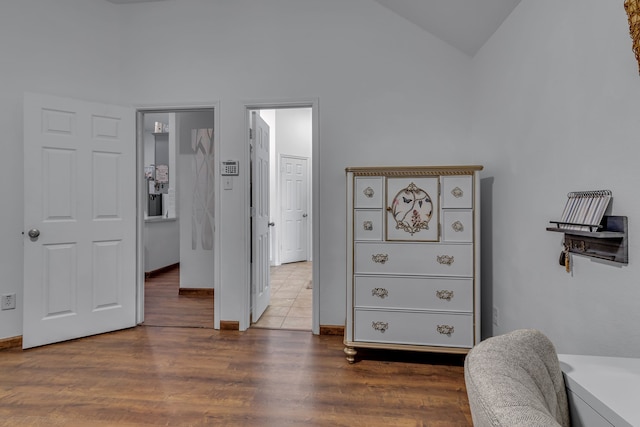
<box><xmin>144</xmin><ymin>220</ymin><xmax>180</xmax><ymax>272</ymax></box>
<box><xmin>143</xmin><ymin>130</ymin><xmax>155</xmax><ymax>178</ymax></box>
<box><xmin>4</xmin><ymin>0</ymin><xmax>637</xmax><ymax>357</ymax></box>
<box><xmin>471</xmin><ymin>0</ymin><xmax>640</xmax><ymax>356</ymax></box>
<box><xmin>117</xmin><ymin>0</ymin><xmax>471</xmax><ymax>330</ymax></box>
<box><xmin>177</xmin><ymin>110</ymin><xmax>216</xmax><ymax>289</ymax></box>
<box><xmin>0</xmin><ymin>0</ymin><xmax>122</xmax><ymax>340</ymax></box>
<box><xmin>275</xmin><ymin>108</ymin><xmax>312</xmax><ymax>159</ymax></box>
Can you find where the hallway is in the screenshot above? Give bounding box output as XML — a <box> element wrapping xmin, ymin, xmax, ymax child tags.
<box><xmin>252</xmin><ymin>261</ymin><xmax>312</xmax><ymax>331</ymax></box>
<box><xmin>144</xmin><ymin>262</ymin><xmax>312</xmax><ymax>331</ymax></box>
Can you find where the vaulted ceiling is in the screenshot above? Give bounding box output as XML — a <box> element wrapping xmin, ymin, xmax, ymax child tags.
<box><xmin>105</xmin><ymin>0</ymin><xmax>522</xmax><ymax>57</ymax></box>
<box><xmin>373</xmin><ymin>0</ymin><xmax>521</xmax><ymax>56</ymax></box>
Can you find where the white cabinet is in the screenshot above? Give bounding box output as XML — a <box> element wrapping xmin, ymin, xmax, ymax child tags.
<box><xmin>345</xmin><ymin>166</ymin><xmax>483</xmax><ymax>363</ymax></box>
<box><xmin>558</xmin><ymin>354</ymin><xmax>640</xmax><ymax>427</ymax></box>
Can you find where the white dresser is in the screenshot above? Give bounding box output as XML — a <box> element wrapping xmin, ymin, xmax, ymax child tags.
<box><xmin>558</xmin><ymin>354</ymin><xmax>640</xmax><ymax>427</ymax></box>
<box><xmin>344</xmin><ymin>166</ymin><xmax>483</xmax><ymax>363</ymax></box>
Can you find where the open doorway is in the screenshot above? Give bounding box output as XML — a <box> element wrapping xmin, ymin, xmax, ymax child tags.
<box><xmin>138</xmin><ymin>108</ymin><xmax>217</xmax><ymax>329</ymax></box>
<box><xmin>248</xmin><ymin>107</ymin><xmax>313</xmax><ymax>331</ymax></box>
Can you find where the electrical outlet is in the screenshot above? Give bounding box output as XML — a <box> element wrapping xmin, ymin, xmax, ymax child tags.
<box><xmin>492</xmin><ymin>306</ymin><xmax>499</xmax><ymax>326</ymax></box>
<box><xmin>1</xmin><ymin>294</ymin><xmax>16</xmax><ymax>310</ymax></box>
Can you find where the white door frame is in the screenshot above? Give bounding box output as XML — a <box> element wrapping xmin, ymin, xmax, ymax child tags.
<box><xmin>243</xmin><ymin>99</ymin><xmax>319</xmax><ymax>334</ymax></box>
<box><xmin>135</xmin><ymin>103</ymin><xmax>221</xmax><ymax>328</ymax></box>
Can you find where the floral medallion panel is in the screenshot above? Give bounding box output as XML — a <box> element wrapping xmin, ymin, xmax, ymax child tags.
<box><xmin>386</xmin><ymin>177</ymin><xmax>439</xmax><ymax>241</ymax></box>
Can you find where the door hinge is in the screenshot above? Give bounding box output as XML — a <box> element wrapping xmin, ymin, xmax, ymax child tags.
<box><xmin>249</xmin><ymin>128</ymin><xmax>253</xmax><ymax>140</ymax></box>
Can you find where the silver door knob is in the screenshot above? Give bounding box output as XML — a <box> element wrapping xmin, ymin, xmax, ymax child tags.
<box><xmin>302</xmin><ymin>214</ymin><xmax>308</xmax><ymax>218</ymax></box>
<box><xmin>28</xmin><ymin>228</ymin><xmax>40</xmax><ymax>238</ymax></box>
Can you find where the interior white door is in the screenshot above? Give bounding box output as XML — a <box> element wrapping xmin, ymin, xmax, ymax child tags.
<box><xmin>23</xmin><ymin>93</ymin><xmax>136</xmax><ymax>349</ymax></box>
<box><xmin>250</xmin><ymin>112</ymin><xmax>271</xmax><ymax>322</ymax></box>
<box><xmin>280</xmin><ymin>156</ymin><xmax>308</xmax><ymax>264</ymax></box>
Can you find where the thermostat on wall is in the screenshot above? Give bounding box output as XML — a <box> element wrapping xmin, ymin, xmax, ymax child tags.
<box><xmin>221</xmin><ymin>160</ymin><xmax>239</xmax><ymax>176</ymax></box>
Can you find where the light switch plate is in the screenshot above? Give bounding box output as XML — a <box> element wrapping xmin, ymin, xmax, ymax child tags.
<box><xmin>223</xmin><ymin>177</ymin><xmax>233</xmax><ymax>190</ymax></box>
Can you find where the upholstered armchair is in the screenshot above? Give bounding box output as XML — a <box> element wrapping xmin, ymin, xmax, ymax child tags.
<box><xmin>464</xmin><ymin>329</ymin><xmax>571</xmax><ymax>427</ymax></box>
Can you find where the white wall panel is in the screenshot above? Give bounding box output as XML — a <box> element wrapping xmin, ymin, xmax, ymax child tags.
<box><xmin>43</xmin><ymin>243</ymin><xmax>77</xmax><ymax>318</ymax></box>
<box><xmin>92</xmin><ymin>240</ymin><xmax>121</xmax><ymax>310</ymax></box>
<box><xmin>92</xmin><ymin>152</ymin><xmax>121</xmax><ymax>219</ymax></box>
<box><xmin>43</xmin><ymin>148</ymin><xmax>77</xmax><ymax>221</ymax></box>
<box><xmin>92</xmin><ymin>115</ymin><xmax>120</xmax><ymax>140</ymax></box>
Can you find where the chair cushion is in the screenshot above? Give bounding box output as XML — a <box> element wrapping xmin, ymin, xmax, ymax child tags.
<box><xmin>464</xmin><ymin>329</ymin><xmax>570</xmax><ymax>427</ymax></box>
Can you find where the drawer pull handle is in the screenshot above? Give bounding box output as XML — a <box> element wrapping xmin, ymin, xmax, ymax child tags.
<box><xmin>372</xmin><ymin>321</ymin><xmax>389</xmax><ymax>333</ymax></box>
<box><xmin>372</xmin><ymin>254</ymin><xmax>388</xmax><ymax>264</ymax></box>
<box><xmin>437</xmin><ymin>255</ymin><xmax>454</xmax><ymax>265</ymax></box>
<box><xmin>371</xmin><ymin>287</ymin><xmax>389</xmax><ymax>299</ymax></box>
<box><xmin>451</xmin><ymin>187</ymin><xmax>464</xmax><ymax>198</ymax></box>
<box><xmin>436</xmin><ymin>290</ymin><xmax>454</xmax><ymax>301</ymax></box>
<box><xmin>451</xmin><ymin>220</ymin><xmax>464</xmax><ymax>232</ymax></box>
<box><xmin>363</xmin><ymin>220</ymin><xmax>373</xmax><ymax>231</ymax></box>
<box><xmin>363</xmin><ymin>187</ymin><xmax>375</xmax><ymax>198</ymax></box>
<box><xmin>437</xmin><ymin>325</ymin><xmax>455</xmax><ymax>335</ymax></box>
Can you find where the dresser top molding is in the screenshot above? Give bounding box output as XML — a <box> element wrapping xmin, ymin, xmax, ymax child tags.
<box><xmin>345</xmin><ymin>165</ymin><xmax>483</xmax><ymax>177</ymax></box>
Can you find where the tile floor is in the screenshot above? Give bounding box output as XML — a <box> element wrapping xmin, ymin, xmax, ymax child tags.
<box><xmin>251</xmin><ymin>261</ymin><xmax>312</xmax><ymax>331</ymax></box>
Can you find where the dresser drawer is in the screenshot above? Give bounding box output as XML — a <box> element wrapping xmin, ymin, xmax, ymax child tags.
<box><xmin>442</xmin><ymin>176</ymin><xmax>473</xmax><ymax>209</ymax></box>
<box><xmin>354</xmin><ymin>177</ymin><xmax>383</xmax><ymax>208</ymax></box>
<box><xmin>354</xmin><ymin>209</ymin><xmax>383</xmax><ymax>241</ymax></box>
<box><xmin>442</xmin><ymin>210</ymin><xmax>473</xmax><ymax>243</ymax></box>
<box><xmin>354</xmin><ymin>276</ymin><xmax>473</xmax><ymax>312</ymax></box>
<box><xmin>354</xmin><ymin>242</ymin><xmax>473</xmax><ymax>276</ymax></box>
<box><xmin>354</xmin><ymin>309</ymin><xmax>473</xmax><ymax>348</ymax></box>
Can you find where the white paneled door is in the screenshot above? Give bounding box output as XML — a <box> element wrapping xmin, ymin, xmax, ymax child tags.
<box><xmin>280</xmin><ymin>156</ymin><xmax>308</xmax><ymax>264</ymax></box>
<box><xmin>250</xmin><ymin>112</ymin><xmax>271</xmax><ymax>322</ymax></box>
<box><xmin>23</xmin><ymin>93</ymin><xmax>136</xmax><ymax>349</ymax></box>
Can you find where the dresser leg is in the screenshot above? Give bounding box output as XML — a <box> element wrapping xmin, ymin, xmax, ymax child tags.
<box><xmin>344</xmin><ymin>346</ymin><xmax>357</xmax><ymax>363</ymax></box>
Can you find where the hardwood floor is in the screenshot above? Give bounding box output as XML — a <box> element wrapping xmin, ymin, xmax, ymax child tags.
<box><xmin>0</xmin><ymin>326</ymin><xmax>472</xmax><ymax>426</ymax></box>
<box><xmin>2</xmin><ymin>264</ymin><xmax>472</xmax><ymax>425</ymax></box>
<box><xmin>144</xmin><ymin>265</ymin><xmax>214</xmax><ymax>329</ymax></box>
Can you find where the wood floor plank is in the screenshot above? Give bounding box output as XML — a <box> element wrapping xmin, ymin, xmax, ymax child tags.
<box><xmin>2</xmin><ymin>265</ymin><xmax>472</xmax><ymax>425</ymax></box>
<box><xmin>0</xmin><ymin>327</ymin><xmax>472</xmax><ymax>426</ymax></box>
<box><xmin>143</xmin><ymin>265</ymin><xmax>214</xmax><ymax>329</ymax></box>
